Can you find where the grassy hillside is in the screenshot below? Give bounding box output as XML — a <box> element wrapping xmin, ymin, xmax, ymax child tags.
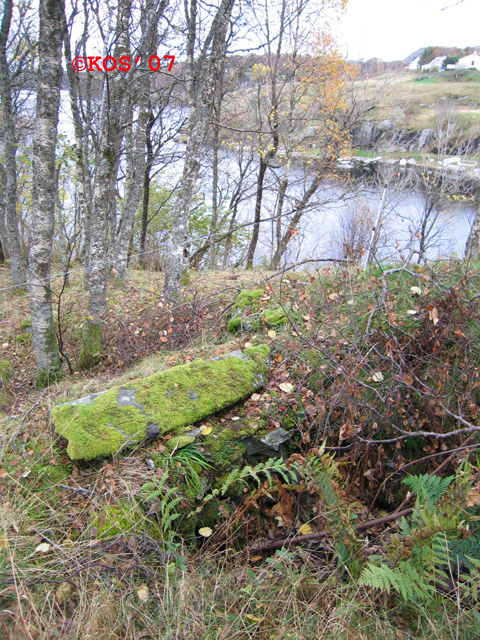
<box><xmin>357</xmin><ymin>69</ymin><xmax>480</xmax><ymax>137</ymax></box>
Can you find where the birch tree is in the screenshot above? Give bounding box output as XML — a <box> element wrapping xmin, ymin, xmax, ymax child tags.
<box><xmin>79</xmin><ymin>0</ymin><xmax>170</xmax><ymax>367</ymax></box>
<box><xmin>163</xmin><ymin>0</ymin><xmax>236</xmax><ymax>300</ymax></box>
<box><xmin>114</xmin><ymin>0</ymin><xmax>167</xmax><ymax>282</ymax></box>
<box><xmin>466</xmin><ymin>207</ymin><xmax>480</xmax><ymax>260</ymax></box>
<box><xmin>28</xmin><ymin>0</ymin><xmax>65</xmax><ymax>384</ymax></box>
<box><xmin>0</xmin><ymin>0</ymin><xmax>27</xmax><ymax>288</ymax></box>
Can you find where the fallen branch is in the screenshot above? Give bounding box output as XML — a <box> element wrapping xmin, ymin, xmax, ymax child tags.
<box><xmin>251</xmin><ymin>507</ymin><xmax>413</xmax><ymax>553</ymax></box>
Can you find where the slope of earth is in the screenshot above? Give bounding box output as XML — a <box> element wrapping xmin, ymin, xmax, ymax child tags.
<box><xmin>2</xmin><ymin>261</ymin><xmax>480</xmax><ymax>639</ymax></box>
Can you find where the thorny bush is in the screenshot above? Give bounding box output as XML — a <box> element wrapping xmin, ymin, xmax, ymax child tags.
<box><xmin>273</xmin><ymin>265</ymin><xmax>480</xmax><ymax>508</ymax></box>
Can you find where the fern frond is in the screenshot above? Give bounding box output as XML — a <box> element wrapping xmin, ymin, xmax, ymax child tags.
<box><xmin>403</xmin><ymin>473</ymin><xmax>454</xmax><ymax>507</ymax></box>
<box><xmin>360</xmin><ymin>561</ymin><xmax>432</xmax><ymax>601</ymax></box>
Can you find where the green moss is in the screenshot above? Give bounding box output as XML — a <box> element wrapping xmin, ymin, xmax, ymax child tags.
<box><xmin>263</xmin><ymin>308</ymin><xmax>291</xmax><ymax>326</ymax></box>
<box><xmin>243</xmin><ymin>344</ymin><xmax>270</xmax><ymax>375</ymax></box>
<box><xmin>180</xmin><ymin>271</ymin><xmax>191</xmax><ymax>286</ymax></box>
<box><xmin>232</xmin><ymin>289</ymin><xmax>264</xmax><ymax>313</ymax></box>
<box><xmin>210</xmin><ymin>441</ymin><xmax>246</xmax><ymax>471</ymax></box>
<box><xmin>227</xmin><ymin>317</ymin><xmax>260</xmax><ymax>333</ymax></box>
<box><xmin>92</xmin><ymin>502</ymin><xmax>161</xmax><ymax>539</ymax></box>
<box><xmin>15</xmin><ymin>333</ymin><xmax>31</xmax><ymax>343</ymax></box>
<box><xmin>167</xmin><ymin>435</ymin><xmax>196</xmax><ymax>451</ymax></box>
<box><xmin>52</xmin><ymin>346</ymin><xmax>270</xmax><ymax>461</ymax></box>
<box><xmin>178</xmin><ymin>497</ymin><xmax>222</xmax><ymax>536</ymax></box>
<box><xmin>53</xmin><ymin>395</ymin><xmax>147</xmax><ymax>460</ymax></box>
<box><xmin>19</xmin><ymin>317</ymin><xmax>32</xmax><ymax>331</ymax></box>
<box><xmin>0</xmin><ymin>359</ymin><xmax>13</xmax><ymax>385</ymax></box>
<box><xmin>79</xmin><ymin>318</ymin><xmax>103</xmax><ymax>369</ymax></box>
<box><xmin>196</xmin><ymin>499</ymin><xmax>221</xmax><ymax>529</ymax></box>
<box><xmin>227</xmin><ymin>289</ymin><xmax>299</xmax><ymax>333</ymax></box>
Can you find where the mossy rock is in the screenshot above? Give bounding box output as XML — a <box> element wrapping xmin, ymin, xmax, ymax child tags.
<box><xmin>15</xmin><ymin>333</ymin><xmax>32</xmax><ymax>343</ymax></box>
<box><xmin>19</xmin><ymin>317</ymin><xmax>32</xmax><ymax>331</ymax></box>
<box><xmin>231</xmin><ymin>289</ymin><xmax>264</xmax><ymax>313</ymax></box>
<box><xmin>226</xmin><ymin>288</ymin><xmax>297</xmax><ymax>333</ymax></box>
<box><xmin>51</xmin><ymin>345</ymin><xmax>270</xmax><ymax>461</ymax></box>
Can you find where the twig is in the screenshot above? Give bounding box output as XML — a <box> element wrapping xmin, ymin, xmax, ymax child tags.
<box><xmin>19</xmin><ymin>390</ymin><xmax>47</xmax><ymax>426</ymax></box>
<box><xmin>251</xmin><ymin>508</ymin><xmax>413</xmax><ymax>553</ymax></box>
<box><xmin>265</xmin><ymin>257</ymin><xmax>352</xmax><ymax>281</ymax></box>
<box><xmin>58</xmin><ymin>484</ymin><xmax>97</xmax><ymax>497</ymax></box>
<box><xmin>367</xmin><ymin>435</ymin><xmax>480</xmax><ymax>514</ymax></box>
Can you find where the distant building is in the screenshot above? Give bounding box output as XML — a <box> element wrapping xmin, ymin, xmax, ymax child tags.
<box><xmin>456</xmin><ymin>52</ymin><xmax>480</xmax><ymax>70</ymax></box>
<box><xmin>406</xmin><ymin>56</ymin><xmax>420</xmax><ymax>71</ymax></box>
<box><xmin>421</xmin><ymin>56</ymin><xmax>447</xmax><ymax>71</ymax></box>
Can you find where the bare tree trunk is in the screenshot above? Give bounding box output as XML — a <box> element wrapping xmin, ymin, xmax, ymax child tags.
<box><xmin>245</xmin><ymin>157</ymin><xmax>268</xmax><ymax>269</ymax></box>
<box><xmin>63</xmin><ymin>15</ymin><xmax>92</xmax><ymax>284</ymax></box>
<box><xmin>222</xmin><ymin>153</ymin><xmax>253</xmax><ymax>268</ymax></box>
<box><xmin>209</xmin><ymin>119</ymin><xmax>220</xmax><ymax>269</ymax></box>
<box><xmin>271</xmin><ymin>170</ymin><xmax>289</xmax><ymax>269</ymax></box>
<box><xmin>0</xmin><ymin>173</ymin><xmax>7</xmax><ymax>263</ymax></box>
<box><xmin>28</xmin><ymin>0</ymin><xmax>64</xmax><ymax>385</ymax></box>
<box><xmin>245</xmin><ymin>0</ymin><xmax>287</xmax><ymax>269</ymax></box>
<box><xmin>163</xmin><ymin>107</ymin><xmax>207</xmax><ymax>297</ymax></box>
<box><xmin>209</xmin><ymin>65</ymin><xmax>225</xmax><ymax>269</ymax></box>
<box><xmin>271</xmin><ymin>171</ymin><xmax>323</xmax><ymax>268</ymax></box>
<box><xmin>0</xmin><ymin>0</ymin><xmax>27</xmax><ymax>288</ymax></box>
<box><xmin>80</xmin><ymin>0</ymin><xmax>131</xmax><ymax>367</ymax></box>
<box><xmin>139</xmin><ymin>108</ymin><xmax>155</xmax><ymax>268</ymax></box>
<box><xmin>115</xmin><ymin>94</ymin><xmax>149</xmax><ymax>282</ymax></box>
<box><xmin>163</xmin><ymin>0</ymin><xmax>235</xmax><ymax>300</ymax></box>
<box><xmin>466</xmin><ymin>201</ymin><xmax>480</xmax><ymax>261</ymax></box>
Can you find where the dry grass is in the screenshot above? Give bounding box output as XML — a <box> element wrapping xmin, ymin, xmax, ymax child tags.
<box><xmin>355</xmin><ymin>70</ymin><xmax>480</xmax><ymax>135</ymax></box>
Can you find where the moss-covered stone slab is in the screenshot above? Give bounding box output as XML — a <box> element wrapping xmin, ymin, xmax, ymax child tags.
<box><xmin>226</xmin><ymin>289</ymin><xmax>298</xmax><ymax>333</ymax></box>
<box><xmin>51</xmin><ymin>345</ymin><xmax>270</xmax><ymax>461</ymax></box>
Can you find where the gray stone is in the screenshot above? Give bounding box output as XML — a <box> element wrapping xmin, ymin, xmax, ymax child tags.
<box><xmin>261</xmin><ymin>427</ymin><xmax>291</xmax><ymax>451</ymax></box>
<box><xmin>242</xmin><ymin>427</ymin><xmax>291</xmax><ymax>456</ymax></box>
<box><xmin>117</xmin><ymin>388</ymin><xmax>145</xmax><ymax>410</ymax></box>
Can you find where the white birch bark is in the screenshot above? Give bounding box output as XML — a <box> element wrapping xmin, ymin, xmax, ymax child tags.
<box><xmin>0</xmin><ymin>0</ymin><xmax>27</xmax><ymax>288</ymax></box>
<box><xmin>81</xmin><ymin>0</ymin><xmax>169</xmax><ymax>365</ymax></box>
<box><xmin>115</xmin><ymin>96</ymin><xmax>149</xmax><ymax>282</ymax></box>
<box><xmin>163</xmin><ymin>0</ymin><xmax>235</xmax><ymax>300</ymax></box>
<box><xmin>466</xmin><ymin>204</ymin><xmax>480</xmax><ymax>261</ymax></box>
<box><xmin>28</xmin><ymin>0</ymin><xmax>64</xmax><ymax>383</ymax></box>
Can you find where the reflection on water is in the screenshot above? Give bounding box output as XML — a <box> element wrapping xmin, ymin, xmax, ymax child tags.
<box><xmin>57</xmin><ymin>90</ymin><xmax>477</xmax><ymax>267</ymax></box>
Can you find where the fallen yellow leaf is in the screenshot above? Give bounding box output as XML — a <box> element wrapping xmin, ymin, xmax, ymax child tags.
<box><xmin>137</xmin><ymin>583</ymin><xmax>149</xmax><ymax>602</ymax></box>
<box><xmin>299</xmin><ymin>523</ymin><xmax>314</xmax><ymax>535</ymax></box>
<box><xmin>246</xmin><ymin>614</ymin><xmax>262</xmax><ymax>623</ymax></box>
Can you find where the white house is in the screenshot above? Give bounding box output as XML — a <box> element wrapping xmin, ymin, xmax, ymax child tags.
<box><xmin>421</xmin><ymin>56</ymin><xmax>447</xmax><ymax>71</ymax></box>
<box><xmin>406</xmin><ymin>56</ymin><xmax>420</xmax><ymax>71</ymax></box>
<box><xmin>456</xmin><ymin>52</ymin><xmax>480</xmax><ymax>70</ymax></box>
